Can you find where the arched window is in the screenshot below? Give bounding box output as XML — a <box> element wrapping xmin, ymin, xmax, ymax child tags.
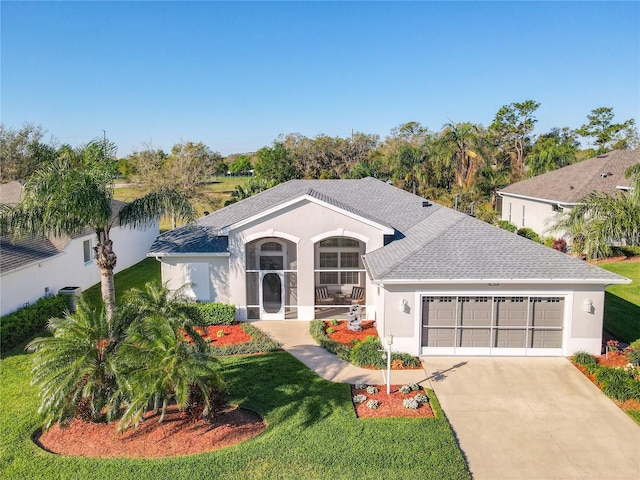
<box><xmin>261</xmin><ymin>242</ymin><xmax>282</xmax><ymax>252</ymax></box>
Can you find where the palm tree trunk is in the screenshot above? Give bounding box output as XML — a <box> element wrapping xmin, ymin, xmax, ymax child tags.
<box><xmin>94</xmin><ymin>229</ymin><xmax>117</xmax><ymax>322</ymax></box>
<box><xmin>159</xmin><ymin>398</ymin><xmax>169</xmax><ymax>423</ymax></box>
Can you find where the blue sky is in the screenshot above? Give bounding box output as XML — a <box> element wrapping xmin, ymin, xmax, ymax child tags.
<box><xmin>2</xmin><ymin>1</ymin><xmax>639</xmax><ymax>156</ymax></box>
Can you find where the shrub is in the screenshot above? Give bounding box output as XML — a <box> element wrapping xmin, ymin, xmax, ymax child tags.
<box><xmin>573</xmin><ymin>351</ymin><xmax>598</xmax><ymax>368</ymax></box>
<box><xmin>309</xmin><ymin>320</ymin><xmax>351</xmax><ymax>362</ymax></box>
<box><xmin>497</xmin><ymin>220</ymin><xmax>517</xmax><ymax>233</ymax></box>
<box><xmin>398</xmin><ymin>385</ymin><xmax>411</xmax><ymax>394</ymax></box>
<box><xmin>627</xmin><ymin>340</ymin><xmax>640</xmax><ymax>366</ymax></box>
<box><xmin>366</xmin><ymin>386</ymin><xmax>378</xmax><ymax>395</ymax></box>
<box><xmin>326</xmin><ymin>327</ymin><xmax>336</xmax><ymax>334</ymax></box>
<box><xmin>552</xmin><ymin>238</ymin><xmax>567</xmax><ymax>252</ymax></box>
<box><xmin>354</xmin><ymin>383</ymin><xmax>367</xmax><ymax>390</ymax></box>
<box><xmin>403</xmin><ymin>398</ymin><xmax>419</xmax><ymax>409</ymax></box>
<box><xmin>353</xmin><ymin>394</ymin><xmax>367</xmax><ymax>404</ymax></box>
<box><xmin>415</xmin><ymin>393</ymin><xmax>429</xmax><ymax>403</ymax></box>
<box><xmin>0</xmin><ymin>294</ymin><xmax>68</xmax><ymax>351</ymax></box>
<box><xmin>216</xmin><ymin>329</ymin><xmax>225</xmax><ymax>338</ymax></box>
<box><xmin>196</xmin><ymin>303</ymin><xmax>236</xmax><ymax>326</ymax></box>
<box><xmin>208</xmin><ymin>323</ymin><xmax>279</xmax><ymax>355</ymax></box>
<box><xmin>409</xmin><ymin>382</ymin><xmax>420</xmax><ymax>391</ymax></box>
<box><xmin>329</xmin><ymin>319</ymin><xmax>339</xmax><ymax>326</ymax></box>
<box><xmin>350</xmin><ymin>337</ymin><xmax>385</xmax><ymax>368</ymax></box>
<box><xmin>366</xmin><ymin>399</ymin><xmax>379</xmax><ymax>409</ymax></box>
<box><xmin>517</xmin><ymin>227</ymin><xmax>540</xmax><ymax>242</ymax></box>
<box><xmin>595</xmin><ymin>366</ymin><xmax>639</xmax><ymax>401</ymax></box>
<box><xmin>542</xmin><ymin>236</ymin><xmax>555</xmax><ymax>248</ymax></box>
<box><xmin>606</xmin><ymin>339</ymin><xmax>620</xmax><ymax>353</ymax></box>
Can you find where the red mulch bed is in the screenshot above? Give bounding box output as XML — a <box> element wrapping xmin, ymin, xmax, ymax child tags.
<box><xmin>35</xmin><ymin>404</ymin><xmax>265</xmax><ymax>458</ymax></box>
<box><xmin>325</xmin><ymin>320</ymin><xmax>378</xmax><ymax>345</ymax></box>
<box><xmin>191</xmin><ymin>324</ymin><xmax>252</xmax><ymax>346</ymax></box>
<box><xmin>573</xmin><ymin>352</ymin><xmax>640</xmax><ymax>418</ymax></box>
<box><xmin>351</xmin><ymin>385</ymin><xmax>434</xmax><ymax>419</ymax></box>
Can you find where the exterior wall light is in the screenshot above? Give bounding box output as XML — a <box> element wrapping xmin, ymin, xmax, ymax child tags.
<box><xmin>400</xmin><ymin>299</ymin><xmax>408</xmax><ymax>312</ymax></box>
<box><xmin>584</xmin><ymin>298</ymin><xmax>593</xmax><ymax>314</ymax></box>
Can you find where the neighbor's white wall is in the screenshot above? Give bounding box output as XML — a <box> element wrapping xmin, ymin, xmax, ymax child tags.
<box><xmin>0</xmin><ymin>222</ymin><xmax>159</xmax><ymax>317</ymax></box>
<box><xmin>228</xmin><ymin>199</ymin><xmax>387</xmax><ymax>320</ymax></box>
<box><xmin>500</xmin><ymin>196</ymin><xmax>571</xmax><ymax>238</ymax></box>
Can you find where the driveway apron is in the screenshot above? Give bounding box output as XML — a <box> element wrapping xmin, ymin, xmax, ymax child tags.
<box><xmin>424</xmin><ymin>357</ymin><xmax>640</xmax><ymax>480</ymax></box>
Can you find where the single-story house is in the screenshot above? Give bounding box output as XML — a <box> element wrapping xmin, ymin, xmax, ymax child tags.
<box><xmin>497</xmin><ymin>149</ymin><xmax>639</xmax><ymax>237</ymax></box>
<box><xmin>149</xmin><ymin>177</ymin><xmax>629</xmax><ymax>357</ymax></box>
<box><xmin>0</xmin><ymin>181</ymin><xmax>159</xmax><ymax>316</ymax></box>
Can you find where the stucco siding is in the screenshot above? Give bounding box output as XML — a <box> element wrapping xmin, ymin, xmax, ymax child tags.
<box><xmin>500</xmin><ymin>196</ymin><xmax>569</xmax><ymax>237</ymax></box>
<box><xmin>380</xmin><ymin>283</ymin><xmax>603</xmax><ymax>356</ymax></box>
<box><xmin>0</xmin><ymin>222</ymin><xmax>158</xmax><ymax>316</ymax></box>
<box><xmin>229</xmin><ymin>199</ymin><xmax>387</xmax><ymax>320</ymax></box>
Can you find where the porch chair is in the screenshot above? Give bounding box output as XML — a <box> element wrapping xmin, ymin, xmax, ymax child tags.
<box><xmin>346</xmin><ymin>286</ymin><xmax>365</xmax><ymax>305</ymax></box>
<box><xmin>315</xmin><ymin>286</ymin><xmax>334</xmax><ymax>305</ymax></box>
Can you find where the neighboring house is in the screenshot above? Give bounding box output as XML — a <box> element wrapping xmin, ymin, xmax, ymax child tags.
<box><xmin>0</xmin><ymin>181</ymin><xmax>159</xmax><ymax>316</ymax></box>
<box><xmin>497</xmin><ymin>149</ymin><xmax>640</xmax><ymax>237</ymax></box>
<box><xmin>149</xmin><ymin>177</ymin><xmax>629</xmax><ymax>357</ymax></box>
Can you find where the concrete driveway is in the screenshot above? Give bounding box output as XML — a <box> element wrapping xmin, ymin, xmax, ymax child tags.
<box><xmin>424</xmin><ymin>357</ymin><xmax>640</xmax><ymax>480</ymax></box>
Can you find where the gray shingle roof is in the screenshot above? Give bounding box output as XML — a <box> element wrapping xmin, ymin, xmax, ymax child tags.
<box><xmin>499</xmin><ymin>149</ymin><xmax>639</xmax><ymax>204</ymax></box>
<box><xmin>149</xmin><ymin>177</ymin><xmax>627</xmax><ymax>284</ymax></box>
<box><xmin>148</xmin><ymin>226</ymin><xmax>229</xmax><ymax>255</ymax></box>
<box><xmin>0</xmin><ymin>235</ymin><xmax>63</xmax><ymax>273</ymax></box>
<box><xmin>364</xmin><ymin>213</ymin><xmax>624</xmax><ymax>282</ymax></box>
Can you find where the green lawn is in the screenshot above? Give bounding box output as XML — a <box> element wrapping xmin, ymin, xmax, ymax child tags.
<box><xmin>600</xmin><ymin>261</ymin><xmax>640</xmax><ymax>343</ymax></box>
<box><xmin>82</xmin><ymin>258</ymin><xmax>161</xmax><ymax>310</ymax></box>
<box><xmin>0</xmin><ymin>351</ymin><xmax>470</xmax><ymax>480</ymax></box>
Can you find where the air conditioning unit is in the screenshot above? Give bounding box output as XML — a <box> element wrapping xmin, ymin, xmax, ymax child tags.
<box><xmin>58</xmin><ymin>286</ymin><xmax>82</xmax><ymax>312</ymax></box>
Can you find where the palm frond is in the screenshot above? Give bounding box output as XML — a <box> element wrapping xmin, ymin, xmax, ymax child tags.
<box><xmin>116</xmin><ymin>188</ymin><xmax>196</xmax><ymax>229</ymax></box>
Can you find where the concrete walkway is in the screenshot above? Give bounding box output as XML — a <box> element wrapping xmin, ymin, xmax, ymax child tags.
<box><xmin>254</xmin><ymin>321</ymin><xmax>640</xmax><ymax>480</ymax></box>
<box><xmin>253</xmin><ymin>320</ymin><xmax>428</xmax><ymax>385</ymax></box>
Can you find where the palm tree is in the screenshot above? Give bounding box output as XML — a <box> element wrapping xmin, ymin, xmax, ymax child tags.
<box><xmin>476</xmin><ymin>164</ymin><xmax>510</xmax><ymax>210</ymax></box>
<box><xmin>552</xmin><ymin>165</ymin><xmax>640</xmax><ymax>259</ymax></box>
<box><xmin>0</xmin><ymin>139</ymin><xmax>195</xmax><ymax>322</ymax></box>
<box><xmin>26</xmin><ymin>300</ymin><xmax>124</xmax><ymax>429</ymax></box>
<box><xmin>441</xmin><ymin>122</ymin><xmax>484</xmax><ymax>188</ymax></box>
<box><xmin>116</xmin><ymin>281</ymin><xmax>224</xmax><ymax>430</ymax></box>
<box><xmin>391</xmin><ymin>144</ymin><xmax>429</xmax><ymax>195</ymax></box>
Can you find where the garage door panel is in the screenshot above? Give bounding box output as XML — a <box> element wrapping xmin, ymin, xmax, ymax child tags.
<box><xmin>494</xmin><ymin>329</ymin><xmax>526</xmax><ymax>348</ymax></box>
<box><xmin>421</xmin><ymin>295</ymin><xmax>565</xmax><ymax>355</ymax></box>
<box><xmin>459</xmin><ymin>297</ymin><xmax>492</xmax><ymax>326</ymax></box>
<box><xmin>495</xmin><ymin>297</ymin><xmax>528</xmax><ymax>326</ymax></box>
<box><xmin>422</xmin><ymin>327</ymin><xmax>455</xmax><ymax>347</ymax></box>
<box><xmin>459</xmin><ymin>328</ymin><xmax>490</xmax><ymax>347</ymax></box>
<box><xmin>531</xmin><ymin>298</ymin><xmax>564</xmax><ymax>327</ymax></box>
<box><xmin>422</xmin><ymin>297</ymin><xmax>456</xmax><ymax>326</ymax></box>
<box><xmin>530</xmin><ymin>329</ymin><xmax>562</xmax><ymax>348</ymax></box>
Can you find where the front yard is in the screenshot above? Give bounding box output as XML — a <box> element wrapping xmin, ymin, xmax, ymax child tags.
<box><xmin>0</xmin><ymin>351</ymin><xmax>470</xmax><ymax>479</ymax></box>
<box><xmin>600</xmin><ymin>260</ymin><xmax>640</xmax><ymax>343</ymax></box>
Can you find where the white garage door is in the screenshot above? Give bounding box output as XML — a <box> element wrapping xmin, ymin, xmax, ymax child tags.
<box><xmin>421</xmin><ymin>295</ymin><xmax>564</xmax><ymax>356</ymax></box>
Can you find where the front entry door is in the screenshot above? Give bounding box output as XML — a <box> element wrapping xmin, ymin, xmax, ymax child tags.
<box><xmin>260</xmin><ymin>271</ymin><xmax>285</xmax><ymax>320</ymax></box>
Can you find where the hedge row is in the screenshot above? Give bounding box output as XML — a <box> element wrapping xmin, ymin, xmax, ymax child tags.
<box><xmin>196</xmin><ymin>303</ymin><xmax>236</xmax><ymax>325</ymax></box>
<box><xmin>309</xmin><ymin>320</ymin><xmax>421</xmax><ymax>368</ymax></box>
<box><xmin>1</xmin><ymin>295</ymin><xmax>68</xmax><ymax>351</ymax></box>
<box><xmin>309</xmin><ymin>319</ymin><xmax>351</xmax><ymax>361</ymax></box>
<box><xmin>208</xmin><ymin>323</ymin><xmax>280</xmax><ymax>355</ymax></box>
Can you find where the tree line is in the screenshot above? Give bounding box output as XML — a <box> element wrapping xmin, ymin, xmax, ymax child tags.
<box><xmin>1</xmin><ymin>102</ymin><xmax>637</xmax><ymax>222</ymax></box>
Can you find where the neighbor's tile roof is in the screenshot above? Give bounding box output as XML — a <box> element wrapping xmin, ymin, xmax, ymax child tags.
<box><xmin>499</xmin><ymin>149</ymin><xmax>639</xmax><ymax>204</ymax></box>
<box><xmin>149</xmin><ymin>177</ymin><xmax>626</xmax><ymax>283</ymax></box>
